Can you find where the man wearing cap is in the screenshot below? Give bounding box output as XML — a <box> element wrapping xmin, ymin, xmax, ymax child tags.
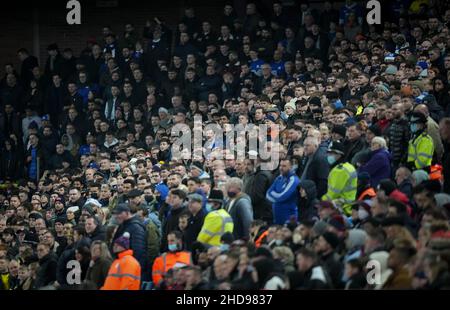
<box><xmin>331</xmin><ymin>125</ymin><xmax>347</xmax><ymax>143</ymax></box>
<box><xmin>322</xmin><ymin>141</ymin><xmax>357</xmax><ymax>216</ymax></box>
<box><xmin>183</xmin><ymin>193</ymin><xmax>206</xmax><ymax>250</ymax></box>
<box><xmin>53</xmin><ymin>196</ymin><xmax>66</xmax><ymax>219</ymax></box>
<box><xmin>102</xmin><ymin>232</ymin><xmax>141</xmax><ymax>290</ymax></box>
<box><xmin>112</xmin><ymin>203</ymin><xmax>149</xmax><ymax>281</ymax></box>
<box><xmin>197</xmin><ymin>189</ymin><xmax>234</xmax><ymax>247</ymax></box>
<box><xmin>127</xmin><ymin>189</ymin><xmax>146</xmax><ymax>212</ymax></box>
<box><xmin>406</xmin><ymin>112</ymin><xmax>435</xmax><ymax>171</ymax></box>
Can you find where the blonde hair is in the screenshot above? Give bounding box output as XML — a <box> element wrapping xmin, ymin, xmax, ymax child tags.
<box><xmin>90</xmin><ymin>240</ymin><xmax>112</xmax><ymax>261</ymax></box>
<box><xmin>273</xmin><ymin>246</ymin><xmax>294</xmax><ymax>265</ymax></box>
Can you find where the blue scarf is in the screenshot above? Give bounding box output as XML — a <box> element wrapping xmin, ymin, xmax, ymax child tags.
<box><xmin>29</xmin><ymin>147</ymin><xmax>37</xmax><ymax>180</ymax></box>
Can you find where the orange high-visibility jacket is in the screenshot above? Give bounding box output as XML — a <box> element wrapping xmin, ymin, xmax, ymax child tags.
<box><xmin>152</xmin><ymin>251</ymin><xmax>192</xmax><ymax>285</ymax></box>
<box><xmin>101</xmin><ymin>249</ymin><xmax>141</xmax><ymax>290</ymax></box>
<box><xmin>357</xmin><ymin>187</ymin><xmax>376</xmax><ymax>201</ymax></box>
<box><xmin>255</xmin><ymin>230</ymin><xmax>269</xmax><ymax>248</ymax></box>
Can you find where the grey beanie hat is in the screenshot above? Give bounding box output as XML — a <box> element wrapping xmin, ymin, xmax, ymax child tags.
<box><xmin>346</xmin><ymin>229</ymin><xmax>368</xmax><ymax>250</ymax></box>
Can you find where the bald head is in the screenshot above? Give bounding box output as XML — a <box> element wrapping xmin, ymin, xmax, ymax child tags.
<box><xmin>392</xmin><ymin>103</ymin><xmax>404</xmax><ymax>119</ymax></box>
<box><xmin>414</xmin><ymin>104</ymin><xmax>429</xmax><ymax>118</ymax></box>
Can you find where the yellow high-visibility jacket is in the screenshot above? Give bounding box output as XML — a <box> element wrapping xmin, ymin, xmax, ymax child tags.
<box><xmin>197</xmin><ymin>209</ymin><xmax>234</xmax><ymax>246</ymax></box>
<box><xmin>322</xmin><ymin>162</ymin><xmax>357</xmax><ymax>216</ymax></box>
<box><xmin>407</xmin><ymin>132</ymin><xmax>434</xmax><ymax>170</ymax></box>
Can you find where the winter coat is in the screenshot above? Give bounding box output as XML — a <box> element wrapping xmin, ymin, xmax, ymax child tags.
<box><xmin>224</xmin><ymin>193</ymin><xmax>254</xmax><ymax>240</ymax></box>
<box><xmin>161</xmin><ymin>205</ymin><xmax>186</xmax><ymax>252</ymax></box>
<box><xmin>196</xmin><ymin>74</ymin><xmax>221</xmax><ymax>101</ymax></box>
<box><xmin>291</xmin><ymin>265</ymin><xmax>333</xmax><ymax>289</ymax></box>
<box><xmin>426</xmin><ymin>116</ymin><xmax>444</xmax><ymax>163</ymax></box>
<box><xmin>0</xmin><ymin>84</ymin><xmax>25</xmax><ymax>112</ymax></box>
<box><xmin>143</xmin><ymin>215</ymin><xmax>161</xmax><ymax>267</ymax></box>
<box><xmin>56</xmin><ymin>237</ymin><xmax>91</xmax><ymax>286</ymax></box>
<box><xmin>20</xmin><ymin>55</ymin><xmax>39</xmax><ymax>87</ymax></box>
<box><xmin>0</xmin><ymin>111</ymin><xmax>22</xmax><ymax>138</ymax></box>
<box><xmin>35</xmin><ymin>252</ymin><xmax>58</xmax><ymax>288</ymax></box>
<box><xmin>243</xmin><ymin>166</ymin><xmax>274</xmax><ymax>223</ymax></box>
<box><xmin>44</xmin><ymin>84</ymin><xmax>67</xmax><ymax>124</ymax></box>
<box><xmin>266</xmin><ymin>170</ymin><xmax>300</xmax><ymax>225</ymax></box>
<box><xmin>345</xmin><ymin>272</ymin><xmax>368</xmax><ymax>289</ymax></box>
<box><xmin>423</xmin><ymin>94</ymin><xmax>444</xmax><ymax>123</ymax></box>
<box><xmin>85</xmin><ymin>257</ymin><xmax>113</xmax><ymax>289</ymax></box>
<box><xmin>297</xmin><ymin>150</ymin><xmax>329</xmax><ymax>198</ymax></box>
<box><xmin>101</xmin><ymin>249</ymin><xmax>141</xmax><ymax>290</ymax></box>
<box><xmin>184</xmin><ymin>210</ymin><xmax>206</xmax><ymax>251</ymax></box>
<box><xmin>344</xmin><ymin>137</ymin><xmax>367</xmax><ymax>164</ymax></box>
<box><xmin>87</xmin><ymin>225</ymin><xmax>106</xmax><ymax>242</ymax></box>
<box><xmin>385</xmin><ymin>117</ymin><xmax>410</xmax><ymax>167</ymax></box>
<box><xmin>0</xmin><ymin>145</ymin><xmax>22</xmax><ymax>180</ymax></box>
<box><xmin>297</xmin><ymin>180</ymin><xmax>319</xmax><ymax>222</ymax></box>
<box><xmin>383</xmin><ymin>267</ymin><xmax>412</xmax><ymax>289</ymax></box>
<box><xmin>358</xmin><ymin>148</ymin><xmax>392</xmax><ymax>188</ymax></box>
<box><xmin>48</xmin><ymin>151</ymin><xmax>76</xmax><ymax>170</ymax></box>
<box><xmin>320</xmin><ymin>251</ymin><xmax>343</xmax><ymax>289</ymax></box>
<box><xmin>398</xmin><ymin>179</ymin><xmax>414</xmax><ymax>199</ymax></box>
<box><xmin>113</xmin><ymin>216</ymin><xmax>149</xmax><ymax>281</ymax></box>
<box><xmin>39</xmin><ymin>133</ymin><xmax>59</xmax><ymax>159</ymax></box>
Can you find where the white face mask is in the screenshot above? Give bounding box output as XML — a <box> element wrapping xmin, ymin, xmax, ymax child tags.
<box><xmin>292</xmin><ymin>233</ymin><xmax>303</xmax><ymax>244</ymax></box>
<box><xmin>358</xmin><ymin>208</ymin><xmax>369</xmax><ymax>220</ymax></box>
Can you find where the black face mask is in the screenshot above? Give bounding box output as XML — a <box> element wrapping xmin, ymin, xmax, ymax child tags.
<box><xmin>145</xmin><ymin>195</ymin><xmax>153</xmax><ymax>203</ymax></box>
<box><xmin>227</xmin><ymin>191</ymin><xmax>237</xmax><ymax>198</ymax></box>
<box><xmin>90</xmin><ymin>193</ymin><xmax>99</xmax><ymax>200</ymax></box>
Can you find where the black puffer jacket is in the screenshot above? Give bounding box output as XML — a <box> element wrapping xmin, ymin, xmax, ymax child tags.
<box><xmin>113</xmin><ymin>215</ymin><xmax>149</xmax><ymax>280</ymax></box>
<box><xmin>385</xmin><ymin>116</ymin><xmax>410</xmax><ymax>167</ymax></box>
